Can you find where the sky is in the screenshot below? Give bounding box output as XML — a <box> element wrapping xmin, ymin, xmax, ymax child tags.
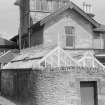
<box><xmin>0</xmin><ymin>0</ymin><xmax>19</xmax><ymax>39</ymax></box>
<box><xmin>0</xmin><ymin>0</ymin><xmax>105</xmax><ymax>39</ymax></box>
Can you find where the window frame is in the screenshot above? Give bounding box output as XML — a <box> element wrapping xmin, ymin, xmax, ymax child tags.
<box><xmin>65</xmin><ymin>26</ymin><xmax>75</xmax><ymax>48</ymax></box>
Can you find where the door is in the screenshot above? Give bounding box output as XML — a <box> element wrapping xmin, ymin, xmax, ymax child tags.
<box><xmin>80</xmin><ymin>81</ymin><xmax>97</xmax><ymax>105</ymax></box>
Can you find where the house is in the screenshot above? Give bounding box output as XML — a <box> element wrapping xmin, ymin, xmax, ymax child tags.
<box><xmin>2</xmin><ymin>1</ymin><xmax>105</xmax><ymax>105</ymax></box>
<box><xmin>0</xmin><ymin>37</ymin><xmax>18</xmax><ymax>68</ymax></box>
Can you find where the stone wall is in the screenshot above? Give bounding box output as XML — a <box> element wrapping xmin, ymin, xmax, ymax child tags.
<box><xmin>27</xmin><ymin>68</ymin><xmax>105</xmax><ymax>105</ymax></box>
<box><xmin>2</xmin><ymin>68</ymin><xmax>105</xmax><ymax>105</ymax></box>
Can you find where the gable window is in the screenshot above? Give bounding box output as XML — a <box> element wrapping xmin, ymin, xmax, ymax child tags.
<box><xmin>65</xmin><ymin>26</ymin><xmax>75</xmax><ymax>47</ymax></box>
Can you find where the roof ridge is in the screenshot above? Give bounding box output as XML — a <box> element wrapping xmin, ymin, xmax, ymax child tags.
<box><xmin>31</xmin><ymin>1</ymin><xmax>100</xmax><ymax>30</ymax></box>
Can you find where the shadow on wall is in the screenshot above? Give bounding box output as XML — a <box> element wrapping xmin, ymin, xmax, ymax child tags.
<box><xmin>0</xmin><ymin>69</ymin><xmax>38</xmax><ymax>105</ymax></box>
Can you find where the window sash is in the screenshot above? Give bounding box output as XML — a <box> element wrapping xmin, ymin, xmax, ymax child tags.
<box><xmin>42</xmin><ymin>0</ymin><xmax>47</xmax><ymax>11</ymax></box>
<box><xmin>47</xmin><ymin>0</ymin><xmax>53</xmax><ymax>11</ymax></box>
<box><xmin>36</xmin><ymin>0</ymin><xmax>41</xmax><ymax>10</ymax></box>
<box><xmin>66</xmin><ymin>35</ymin><xmax>75</xmax><ymax>47</ymax></box>
<box><xmin>65</xmin><ymin>26</ymin><xmax>75</xmax><ymax>47</ymax></box>
<box><xmin>65</xmin><ymin>26</ymin><xmax>75</xmax><ymax>35</ymax></box>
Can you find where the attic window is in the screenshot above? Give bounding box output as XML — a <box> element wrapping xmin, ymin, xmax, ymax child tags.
<box><xmin>65</xmin><ymin>26</ymin><xmax>75</xmax><ymax>47</ymax></box>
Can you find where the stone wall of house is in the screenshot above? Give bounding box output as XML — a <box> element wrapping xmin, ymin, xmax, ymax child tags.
<box><xmin>28</xmin><ymin>68</ymin><xmax>105</xmax><ymax>105</ymax></box>
<box><xmin>2</xmin><ymin>68</ymin><xmax>105</xmax><ymax>105</ymax></box>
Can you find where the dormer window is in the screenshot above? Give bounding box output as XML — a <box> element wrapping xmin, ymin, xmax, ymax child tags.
<box><xmin>65</xmin><ymin>26</ymin><xmax>75</xmax><ymax>47</ymax></box>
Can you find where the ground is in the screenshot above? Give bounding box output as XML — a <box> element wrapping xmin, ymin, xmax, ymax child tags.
<box><xmin>0</xmin><ymin>96</ymin><xmax>19</xmax><ymax>105</ymax></box>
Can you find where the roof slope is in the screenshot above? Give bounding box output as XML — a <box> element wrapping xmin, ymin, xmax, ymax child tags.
<box><xmin>0</xmin><ymin>37</ymin><xmax>15</xmax><ymax>46</ymax></box>
<box><xmin>3</xmin><ymin>45</ymin><xmax>56</xmax><ymax>69</ymax></box>
<box><xmin>0</xmin><ymin>50</ymin><xmax>18</xmax><ymax>64</ymax></box>
<box><xmin>31</xmin><ymin>1</ymin><xmax>100</xmax><ymax>30</ymax></box>
<box><xmin>11</xmin><ymin>44</ymin><xmax>56</xmax><ymax>62</ymax></box>
<box><xmin>93</xmin><ymin>24</ymin><xmax>105</xmax><ymax>33</ymax></box>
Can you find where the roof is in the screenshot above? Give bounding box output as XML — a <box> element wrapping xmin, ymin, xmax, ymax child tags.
<box><xmin>10</xmin><ymin>34</ymin><xmax>19</xmax><ymax>42</ymax></box>
<box><xmin>31</xmin><ymin>1</ymin><xmax>100</xmax><ymax>30</ymax></box>
<box><xmin>0</xmin><ymin>37</ymin><xmax>16</xmax><ymax>46</ymax></box>
<box><xmin>0</xmin><ymin>50</ymin><xmax>18</xmax><ymax>64</ymax></box>
<box><xmin>3</xmin><ymin>60</ymin><xmax>38</xmax><ymax>69</ymax></box>
<box><xmin>0</xmin><ymin>37</ymin><xmax>18</xmax><ymax>49</ymax></box>
<box><xmin>11</xmin><ymin>44</ymin><xmax>56</xmax><ymax>62</ymax></box>
<box><xmin>93</xmin><ymin>24</ymin><xmax>105</xmax><ymax>33</ymax></box>
<box><xmin>3</xmin><ymin>44</ymin><xmax>56</xmax><ymax>69</ymax></box>
<box><xmin>3</xmin><ymin>46</ymin><xmax>105</xmax><ymax>70</ymax></box>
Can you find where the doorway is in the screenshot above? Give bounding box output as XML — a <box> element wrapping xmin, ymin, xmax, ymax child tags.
<box><xmin>80</xmin><ymin>81</ymin><xmax>98</xmax><ymax>105</ymax></box>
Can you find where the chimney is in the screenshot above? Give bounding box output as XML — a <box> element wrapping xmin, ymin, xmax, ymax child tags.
<box><xmin>83</xmin><ymin>2</ymin><xmax>95</xmax><ymax>17</ymax></box>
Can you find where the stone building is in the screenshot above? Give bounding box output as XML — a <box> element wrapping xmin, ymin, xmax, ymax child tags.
<box><xmin>2</xmin><ymin>0</ymin><xmax>105</xmax><ymax>105</ymax></box>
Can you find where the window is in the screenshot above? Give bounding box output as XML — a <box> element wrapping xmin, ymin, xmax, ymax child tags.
<box><xmin>47</xmin><ymin>0</ymin><xmax>53</xmax><ymax>11</ymax></box>
<box><xmin>42</xmin><ymin>0</ymin><xmax>47</xmax><ymax>11</ymax></box>
<box><xmin>80</xmin><ymin>81</ymin><xmax>98</xmax><ymax>105</ymax></box>
<box><xmin>65</xmin><ymin>26</ymin><xmax>75</xmax><ymax>47</ymax></box>
<box><xmin>31</xmin><ymin>0</ymin><xmax>46</xmax><ymax>11</ymax></box>
<box><xmin>53</xmin><ymin>0</ymin><xmax>59</xmax><ymax>11</ymax></box>
<box><xmin>35</xmin><ymin>0</ymin><xmax>43</xmax><ymax>11</ymax></box>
